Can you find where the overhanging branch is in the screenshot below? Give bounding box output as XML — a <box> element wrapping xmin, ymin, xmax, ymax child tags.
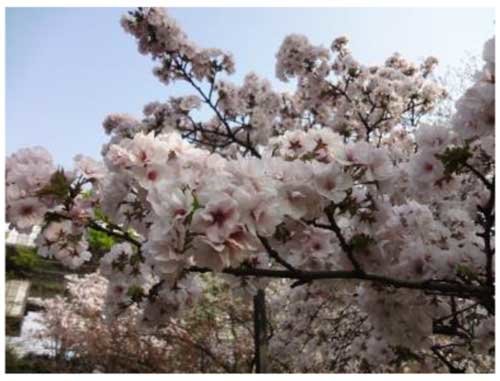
<box><xmin>186</xmin><ymin>265</ymin><xmax>493</xmax><ymax>300</ymax></box>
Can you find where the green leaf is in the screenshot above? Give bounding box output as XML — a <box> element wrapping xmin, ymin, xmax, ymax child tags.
<box><xmin>87</xmin><ymin>227</ymin><xmax>116</xmax><ymax>252</ymax></box>
<box><xmin>300</xmin><ymin>152</ymin><xmax>316</xmax><ymax>162</ymax></box>
<box><xmin>349</xmin><ymin>233</ymin><xmax>374</xmax><ymax>252</ymax></box>
<box><xmin>93</xmin><ymin>206</ymin><xmax>110</xmax><ymax>223</ymax></box>
<box><xmin>36</xmin><ymin>168</ymin><xmax>70</xmax><ymax>200</ymax></box>
<box><xmin>437</xmin><ymin>145</ymin><xmax>472</xmax><ymax>176</ymax></box>
<box><xmin>185</xmin><ymin>190</ymin><xmax>202</xmax><ymax>225</ymax></box>
<box><xmin>127</xmin><ymin>285</ymin><xmax>145</xmax><ymax>302</ymax></box>
<box><xmin>456</xmin><ymin>264</ymin><xmax>479</xmax><ymax>282</ymax></box>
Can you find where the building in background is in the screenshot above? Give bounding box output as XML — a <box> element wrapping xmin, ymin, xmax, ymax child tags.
<box><xmin>5</xmin><ymin>226</ymin><xmax>40</xmax><ymax>248</ymax></box>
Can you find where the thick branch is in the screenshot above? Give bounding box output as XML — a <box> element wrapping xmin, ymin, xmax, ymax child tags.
<box><xmin>187</xmin><ymin>266</ymin><xmax>492</xmax><ymax>299</ymax></box>
<box><xmin>464</xmin><ymin>163</ymin><xmax>494</xmax><ymax>191</ymax></box>
<box><xmin>478</xmin><ymin>180</ymin><xmax>495</xmax><ymax>289</ymax></box>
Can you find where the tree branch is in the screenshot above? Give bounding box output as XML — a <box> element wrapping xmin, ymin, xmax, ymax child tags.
<box><xmin>87</xmin><ymin>220</ymin><xmax>142</xmax><ymax>248</ymax></box>
<box><xmin>478</xmin><ymin>182</ymin><xmax>495</xmax><ymax>291</ymax></box>
<box><xmin>174</xmin><ymin>59</ymin><xmax>261</xmax><ymax>159</ymax></box>
<box><xmin>46</xmin><ymin>211</ymin><xmax>142</xmax><ymax>248</ymax></box>
<box><xmin>324</xmin><ymin>205</ymin><xmax>363</xmax><ymax>273</ymax></box>
<box><xmin>431</xmin><ymin>345</ymin><xmax>464</xmax><ymax>373</ymax></box>
<box><xmin>186</xmin><ymin>265</ymin><xmax>492</xmax><ymax>299</ymax></box>
<box><xmin>464</xmin><ymin>163</ymin><xmax>493</xmax><ymax>191</ymax></box>
<box><xmin>258</xmin><ymin>235</ymin><xmax>302</xmax><ymax>274</ymax></box>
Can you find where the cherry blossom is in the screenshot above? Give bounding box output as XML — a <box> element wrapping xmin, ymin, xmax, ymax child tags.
<box><xmin>5</xmin><ymin>8</ymin><xmax>495</xmax><ymax>373</ymax></box>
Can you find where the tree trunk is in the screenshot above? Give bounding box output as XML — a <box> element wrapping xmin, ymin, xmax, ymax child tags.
<box><xmin>253</xmin><ymin>288</ymin><xmax>268</xmax><ymax>373</ymax></box>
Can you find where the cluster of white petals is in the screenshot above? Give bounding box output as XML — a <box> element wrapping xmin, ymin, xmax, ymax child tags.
<box><xmin>36</xmin><ymin>220</ymin><xmax>91</xmax><ymax>269</ymax></box>
<box><xmin>5</xmin><ymin>8</ymin><xmax>495</xmax><ymax>373</ymax></box>
<box><xmin>121</xmin><ymin>7</ymin><xmax>234</xmax><ymax>85</ymax></box>
<box><xmin>6</xmin><ymin>147</ymin><xmax>55</xmax><ymax>231</ymax></box>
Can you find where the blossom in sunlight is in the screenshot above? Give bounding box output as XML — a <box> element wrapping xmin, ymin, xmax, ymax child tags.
<box><xmin>5</xmin><ymin>7</ymin><xmax>495</xmax><ymax>373</ymax></box>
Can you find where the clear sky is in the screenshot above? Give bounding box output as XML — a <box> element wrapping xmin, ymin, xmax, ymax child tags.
<box><xmin>6</xmin><ymin>7</ymin><xmax>495</xmax><ymax>167</ymax></box>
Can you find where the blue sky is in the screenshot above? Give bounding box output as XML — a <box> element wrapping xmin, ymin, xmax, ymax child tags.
<box><xmin>6</xmin><ymin>7</ymin><xmax>495</xmax><ymax>167</ymax></box>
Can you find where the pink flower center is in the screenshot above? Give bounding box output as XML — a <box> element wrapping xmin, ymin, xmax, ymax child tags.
<box><xmin>114</xmin><ymin>285</ymin><xmax>125</xmax><ymax>295</ymax></box>
<box><xmin>20</xmin><ymin>205</ymin><xmax>34</xmax><ymax>216</ymax></box>
<box><xmin>289</xmin><ymin>140</ymin><xmax>303</xmax><ymax>150</ymax></box>
<box><xmin>147</xmin><ymin>170</ymin><xmax>158</xmax><ymax>181</ymax></box>
<box><xmin>325</xmin><ymin>179</ymin><xmax>336</xmax><ymax>191</ymax></box>
<box><xmin>312</xmin><ymin>242</ymin><xmax>322</xmax><ymax>251</ymax></box>
<box><xmin>211</xmin><ymin>208</ymin><xmax>230</xmax><ymax>227</ymax></box>
<box><xmin>173</xmin><ymin>208</ymin><xmax>187</xmax><ymax>217</ymax></box>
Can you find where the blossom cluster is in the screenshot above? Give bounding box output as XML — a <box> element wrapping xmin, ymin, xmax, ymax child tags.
<box><xmin>6</xmin><ymin>147</ymin><xmax>55</xmax><ymax>231</ymax></box>
<box><xmin>121</xmin><ymin>7</ymin><xmax>235</xmax><ymax>85</ymax></box>
<box><xmin>5</xmin><ymin>7</ymin><xmax>495</xmax><ymax>372</ymax></box>
<box><xmin>275</xmin><ymin>33</ymin><xmax>447</xmax><ymax>142</ymax></box>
